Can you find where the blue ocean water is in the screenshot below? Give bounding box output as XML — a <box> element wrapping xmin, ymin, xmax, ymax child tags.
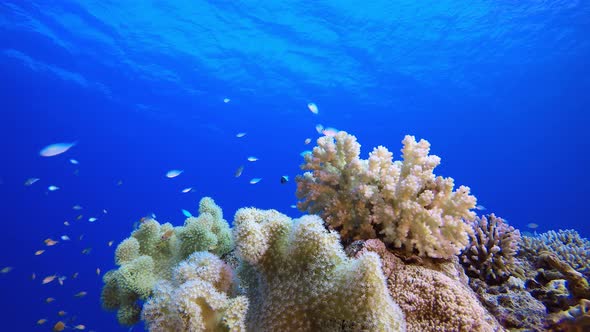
<box><xmin>0</xmin><ymin>1</ymin><xmax>589</xmax><ymax>331</ymax></box>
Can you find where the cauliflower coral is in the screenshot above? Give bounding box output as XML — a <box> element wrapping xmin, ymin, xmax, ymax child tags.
<box><xmin>141</xmin><ymin>252</ymin><xmax>248</xmax><ymax>332</ymax></box>
<box><xmin>296</xmin><ymin>131</ymin><xmax>477</xmax><ymax>258</ymax></box>
<box><xmin>101</xmin><ymin>197</ymin><xmax>234</xmax><ymax>326</ymax></box>
<box><xmin>233</xmin><ymin>208</ymin><xmax>406</xmax><ymax>331</ymax></box>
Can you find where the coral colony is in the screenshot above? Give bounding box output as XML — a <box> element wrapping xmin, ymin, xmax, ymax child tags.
<box><xmin>102</xmin><ymin>132</ymin><xmax>590</xmax><ymax>331</ymax></box>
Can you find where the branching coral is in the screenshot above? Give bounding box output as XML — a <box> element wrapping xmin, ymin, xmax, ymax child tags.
<box><xmin>101</xmin><ymin>197</ymin><xmax>234</xmax><ymax>326</ymax></box>
<box><xmin>141</xmin><ymin>252</ymin><xmax>248</xmax><ymax>332</ymax></box>
<box><xmin>460</xmin><ymin>214</ymin><xmax>522</xmax><ymax>284</ymax></box>
<box><xmin>296</xmin><ymin>131</ymin><xmax>476</xmax><ymax>258</ymax></box>
<box><xmin>233</xmin><ymin>208</ymin><xmax>405</xmax><ymax>331</ymax></box>
<box><xmin>356</xmin><ymin>239</ymin><xmax>504</xmax><ymax>332</ymax></box>
<box><xmin>522</xmin><ymin>230</ymin><xmax>590</xmax><ymax>279</ymax></box>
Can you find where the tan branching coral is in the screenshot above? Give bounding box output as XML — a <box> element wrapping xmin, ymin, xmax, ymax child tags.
<box><xmin>233</xmin><ymin>208</ymin><xmax>406</xmax><ymax>332</ymax></box>
<box><xmin>356</xmin><ymin>239</ymin><xmax>504</xmax><ymax>332</ymax></box>
<box><xmin>296</xmin><ymin>131</ymin><xmax>476</xmax><ymax>258</ymax></box>
<box><xmin>460</xmin><ymin>214</ymin><xmax>522</xmax><ymax>284</ymax></box>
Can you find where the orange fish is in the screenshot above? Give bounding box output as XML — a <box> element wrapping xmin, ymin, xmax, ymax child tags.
<box><xmin>42</xmin><ymin>275</ymin><xmax>57</xmax><ymax>284</ymax></box>
<box><xmin>57</xmin><ymin>310</ymin><xmax>67</xmax><ymax>316</ymax></box>
<box><xmin>35</xmin><ymin>250</ymin><xmax>45</xmax><ymax>255</ymax></box>
<box><xmin>45</xmin><ymin>297</ymin><xmax>55</xmax><ymax>303</ymax></box>
<box><xmin>161</xmin><ymin>229</ymin><xmax>174</xmax><ymax>241</ymax></box>
<box><xmin>73</xmin><ymin>324</ymin><xmax>86</xmax><ymax>330</ymax></box>
<box><xmin>53</xmin><ymin>320</ymin><xmax>65</xmax><ymax>331</ymax></box>
<box><xmin>37</xmin><ymin>318</ymin><xmax>47</xmax><ymax>325</ymax></box>
<box><xmin>44</xmin><ymin>238</ymin><xmax>58</xmax><ymax>246</ymax></box>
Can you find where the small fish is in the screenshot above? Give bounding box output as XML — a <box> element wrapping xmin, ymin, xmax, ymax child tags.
<box><xmin>0</xmin><ymin>266</ymin><xmax>13</xmax><ymax>274</ymax></box>
<box><xmin>166</xmin><ymin>169</ymin><xmax>183</xmax><ymax>178</ymax></box>
<box><xmin>234</xmin><ymin>165</ymin><xmax>244</xmax><ymax>178</ymax></box>
<box><xmin>247</xmin><ymin>156</ymin><xmax>258</xmax><ymax>162</ymax></box>
<box><xmin>57</xmin><ymin>310</ymin><xmax>67</xmax><ymax>316</ymax></box>
<box><xmin>39</xmin><ymin>142</ymin><xmax>76</xmax><ymax>157</ymax></box>
<box><xmin>72</xmin><ymin>205</ymin><xmax>83</xmax><ymax>210</ymax></box>
<box><xmin>527</xmin><ymin>223</ymin><xmax>539</xmax><ymax>229</ymax></box>
<box><xmin>57</xmin><ymin>276</ymin><xmax>66</xmax><ymax>286</ymax></box>
<box><xmin>304</xmin><ymin>138</ymin><xmax>311</xmax><ymax>145</ymax></box>
<box><xmin>31</xmin><ymin>273</ymin><xmax>36</xmax><ymax>280</ymax></box>
<box><xmin>116</xmin><ymin>179</ymin><xmax>123</xmax><ymax>186</ymax></box>
<box><xmin>35</xmin><ymin>250</ymin><xmax>45</xmax><ymax>256</ymax></box>
<box><xmin>290</xmin><ymin>204</ymin><xmax>297</xmax><ymax>209</ymax></box>
<box><xmin>96</xmin><ymin>268</ymin><xmax>101</xmax><ymax>275</ymax></box>
<box><xmin>181</xmin><ymin>209</ymin><xmax>192</xmax><ymax>218</ymax></box>
<box><xmin>76</xmin><ymin>214</ymin><xmax>83</xmax><ymax>220</ymax></box>
<box><xmin>181</xmin><ymin>187</ymin><xmax>192</xmax><ymax>193</ymax></box>
<box><xmin>315</xmin><ymin>124</ymin><xmax>324</xmax><ymax>134</ymax></box>
<box><xmin>236</xmin><ymin>132</ymin><xmax>247</xmax><ymax>138</ymax></box>
<box><xmin>322</xmin><ymin>127</ymin><xmax>338</xmax><ymax>137</ymax></box>
<box><xmin>475</xmin><ymin>204</ymin><xmax>486</xmax><ymax>211</ymax></box>
<box><xmin>42</xmin><ymin>275</ymin><xmax>57</xmax><ymax>284</ymax></box>
<box><xmin>69</xmin><ymin>158</ymin><xmax>79</xmax><ymax>165</ymax></box>
<box><xmin>37</xmin><ymin>318</ymin><xmax>47</xmax><ymax>325</ymax></box>
<box><xmin>103</xmin><ymin>209</ymin><xmax>108</xmax><ymax>214</ymax></box>
<box><xmin>24</xmin><ymin>177</ymin><xmax>40</xmax><ymax>186</ymax></box>
<box><xmin>72</xmin><ymin>272</ymin><xmax>79</xmax><ymax>279</ymax></box>
<box><xmin>45</xmin><ymin>238</ymin><xmax>58</xmax><ymax>246</ymax></box>
<box><xmin>60</xmin><ymin>235</ymin><xmax>70</xmax><ymax>241</ymax></box>
<box><xmin>223</xmin><ymin>98</ymin><xmax>230</xmax><ymax>103</ymax></box>
<box><xmin>81</xmin><ymin>248</ymin><xmax>92</xmax><ymax>255</ymax></box>
<box><xmin>48</xmin><ymin>185</ymin><xmax>60</xmax><ymax>191</ymax></box>
<box><xmin>300</xmin><ymin>150</ymin><xmax>312</xmax><ymax>157</ymax></box>
<box><xmin>280</xmin><ymin>175</ymin><xmax>289</xmax><ymax>184</ymax></box>
<box><xmin>88</xmin><ymin>217</ymin><xmax>97</xmax><ymax>222</ymax></box>
<box><xmin>63</xmin><ymin>221</ymin><xmax>70</xmax><ymax>226</ymax></box>
<box><xmin>79</xmin><ymin>234</ymin><xmax>84</xmax><ymax>240</ymax></box>
<box><xmin>45</xmin><ymin>297</ymin><xmax>55</xmax><ymax>303</ymax></box>
<box><xmin>73</xmin><ymin>325</ymin><xmax>86</xmax><ymax>330</ymax></box>
<box><xmin>307</xmin><ymin>102</ymin><xmax>319</xmax><ymax>114</ymax></box>
<box><xmin>74</xmin><ymin>291</ymin><xmax>87</xmax><ymax>298</ymax></box>
<box><xmin>161</xmin><ymin>229</ymin><xmax>174</xmax><ymax>241</ymax></box>
<box><xmin>249</xmin><ymin>178</ymin><xmax>262</xmax><ymax>184</ymax></box>
<box><xmin>108</xmin><ymin>240</ymin><xmax>114</xmax><ymax>247</ymax></box>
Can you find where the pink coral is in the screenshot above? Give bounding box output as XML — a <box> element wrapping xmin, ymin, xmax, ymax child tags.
<box><xmin>356</xmin><ymin>239</ymin><xmax>504</xmax><ymax>332</ymax></box>
<box><xmin>296</xmin><ymin>131</ymin><xmax>476</xmax><ymax>258</ymax></box>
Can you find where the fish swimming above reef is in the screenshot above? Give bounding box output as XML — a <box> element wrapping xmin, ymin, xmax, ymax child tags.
<box><xmin>40</xmin><ymin>142</ymin><xmax>76</xmax><ymax>157</ymax></box>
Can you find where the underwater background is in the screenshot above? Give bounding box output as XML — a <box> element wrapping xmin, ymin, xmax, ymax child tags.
<box><xmin>0</xmin><ymin>1</ymin><xmax>589</xmax><ymax>331</ymax></box>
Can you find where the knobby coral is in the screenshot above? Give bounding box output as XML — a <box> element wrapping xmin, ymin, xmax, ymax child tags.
<box><xmin>296</xmin><ymin>131</ymin><xmax>476</xmax><ymax>258</ymax></box>
<box><xmin>460</xmin><ymin>214</ymin><xmax>522</xmax><ymax>284</ymax></box>
<box><xmin>233</xmin><ymin>208</ymin><xmax>406</xmax><ymax>331</ymax></box>
<box><xmin>101</xmin><ymin>197</ymin><xmax>233</xmax><ymax>326</ymax></box>
<box><xmin>141</xmin><ymin>252</ymin><xmax>248</xmax><ymax>332</ymax></box>
<box><xmin>356</xmin><ymin>239</ymin><xmax>504</xmax><ymax>332</ymax></box>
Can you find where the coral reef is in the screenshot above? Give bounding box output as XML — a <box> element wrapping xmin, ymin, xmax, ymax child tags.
<box><xmin>547</xmin><ymin>299</ymin><xmax>590</xmax><ymax>332</ymax></box>
<box><xmin>521</xmin><ymin>230</ymin><xmax>590</xmax><ymax>279</ymax></box>
<box><xmin>296</xmin><ymin>131</ymin><xmax>476</xmax><ymax>258</ymax></box>
<box><xmin>233</xmin><ymin>208</ymin><xmax>405</xmax><ymax>331</ymax></box>
<box><xmin>177</xmin><ymin>196</ymin><xmax>233</xmax><ymax>259</ymax></box>
<box><xmin>353</xmin><ymin>239</ymin><xmax>503</xmax><ymax>332</ymax></box>
<box><xmin>101</xmin><ymin>197</ymin><xmax>233</xmax><ymax>326</ymax></box>
<box><xmin>460</xmin><ymin>214</ymin><xmax>522</xmax><ymax>285</ymax></box>
<box><xmin>141</xmin><ymin>252</ymin><xmax>248</xmax><ymax>332</ymax></box>
<box><xmin>469</xmin><ymin>277</ymin><xmax>547</xmax><ymax>331</ymax></box>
